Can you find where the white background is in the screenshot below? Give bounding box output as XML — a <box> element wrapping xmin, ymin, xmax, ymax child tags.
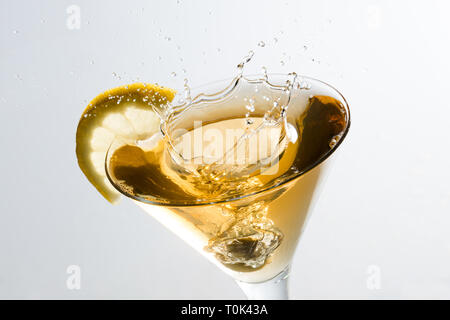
<box><xmin>1</xmin><ymin>0</ymin><xmax>449</xmax><ymax>299</ymax></box>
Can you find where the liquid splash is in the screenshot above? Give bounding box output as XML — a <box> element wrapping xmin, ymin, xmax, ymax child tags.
<box><xmin>161</xmin><ymin>51</ymin><xmax>302</xmax><ymax>180</ymax></box>
<box><xmin>144</xmin><ymin>52</ymin><xmax>309</xmax><ymax>269</ymax></box>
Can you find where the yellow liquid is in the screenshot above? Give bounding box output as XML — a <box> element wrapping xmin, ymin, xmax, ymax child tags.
<box><xmin>108</xmin><ymin>95</ymin><xmax>347</xmax><ymax>282</ymax></box>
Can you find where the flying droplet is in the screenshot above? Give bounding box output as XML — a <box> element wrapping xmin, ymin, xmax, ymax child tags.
<box><xmin>329</xmin><ymin>138</ymin><xmax>338</xmax><ymax>148</ymax></box>
<box><xmin>12</xmin><ymin>30</ymin><xmax>19</xmax><ymax>34</ymax></box>
<box><xmin>257</xmin><ymin>41</ymin><xmax>266</xmax><ymax>47</ymax></box>
<box><xmin>280</xmin><ymin>60</ymin><xmax>285</xmax><ymax>66</ymax></box>
<box><xmin>171</xmin><ymin>72</ymin><xmax>177</xmax><ymax>77</ymax></box>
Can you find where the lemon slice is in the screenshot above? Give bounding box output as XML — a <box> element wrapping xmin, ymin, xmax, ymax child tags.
<box><xmin>76</xmin><ymin>83</ymin><xmax>176</xmax><ymax>203</ymax></box>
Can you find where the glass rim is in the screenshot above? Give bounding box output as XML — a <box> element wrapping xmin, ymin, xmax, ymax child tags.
<box><xmin>105</xmin><ymin>73</ymin><xmax>351</xmax><ymax>207</ymax></box>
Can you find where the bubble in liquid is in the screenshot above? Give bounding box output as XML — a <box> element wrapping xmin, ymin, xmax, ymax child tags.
<box><xmin>257</xmin><ymin>41</ymin><xmax>266</xmax><ymax>47</ymax></box>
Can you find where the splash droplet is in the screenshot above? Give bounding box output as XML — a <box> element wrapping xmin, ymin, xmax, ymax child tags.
<box><xmin>237</xmin><ymin>50</ymin><xmax>255</xmax><ymax>73</ymax></box>
<box><xmin>261</xmin><ymin>66</ymin><xmax>268</xmax><ymax>81</ymax></box>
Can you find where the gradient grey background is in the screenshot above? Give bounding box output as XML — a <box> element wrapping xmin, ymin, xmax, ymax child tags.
<box><xmin>1</xmin><ymin>0</ymin><xmax>449</xmax><ymax>299</ymax></box>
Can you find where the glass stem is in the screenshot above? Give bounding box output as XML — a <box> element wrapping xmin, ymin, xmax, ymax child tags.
<box><xmin>236</xmin><ymin>266</ymin><xmax>290</xmax><ymax>300</ymax></box>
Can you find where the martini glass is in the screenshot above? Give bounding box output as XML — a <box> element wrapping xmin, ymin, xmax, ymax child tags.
<box><xmin>105</xmin><ymin>74</ymin><xmax>350</xmax><ymax>299</ymax></box>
